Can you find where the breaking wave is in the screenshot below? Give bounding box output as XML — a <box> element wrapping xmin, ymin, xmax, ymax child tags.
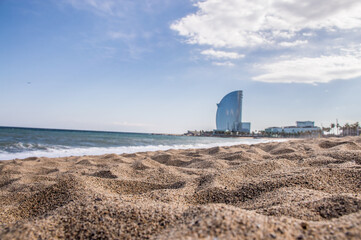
<box><xmin>0</xmin><ymin>139</ymin><xmax>284</xmax><ymax>161</ymax></box>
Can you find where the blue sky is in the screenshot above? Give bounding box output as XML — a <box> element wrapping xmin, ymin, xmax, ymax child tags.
<box><xmin>1</xmin><ymin>0</ymin><xmax>360</xmax><ymax>133</ymax></box>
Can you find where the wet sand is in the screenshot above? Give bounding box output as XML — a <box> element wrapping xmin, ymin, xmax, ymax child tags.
<box><xmin>0</xmin><ymin>137</ymin><xmax>361</xmax><ymax>239</ymax></box>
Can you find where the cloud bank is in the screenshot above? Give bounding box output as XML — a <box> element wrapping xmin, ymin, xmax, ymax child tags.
<box><xmin>253</xmin><ymin>50</ymin><xmax>361</xmax><ymax>84</ymax></box>
<box><xmin>171</xmin><ymin>0</ymin><xmax>361</xmax><ymax>48</ymax></box>
<box><xmin>171</xmin><ymin>0</ymin><xmax>361</xmax><ymax>84</ymax></box>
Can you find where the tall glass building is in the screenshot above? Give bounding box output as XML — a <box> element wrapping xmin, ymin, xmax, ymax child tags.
<box><xmin>216</xmin><ymin>90</ymin><xmax>251</xmax><ymax>133</ymax></box>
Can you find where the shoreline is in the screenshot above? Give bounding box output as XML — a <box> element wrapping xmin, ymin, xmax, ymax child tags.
<box><xmin>0</xmin><ymin>138</ymin><xmax>288</xmax><ymax>161</ymax></box>
<box><xmin>1</xmin><ymin>136</ymin><xmax>360</xmax><ymax>239</ymax></box>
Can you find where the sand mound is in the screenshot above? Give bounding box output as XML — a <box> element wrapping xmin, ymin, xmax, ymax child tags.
<box><xmin>91</xmin><ymin>170</ymin><xmax>118</xmax><ymax>179</ymax></box>
<box><xmin>94</xmin><ymin>179</ymin><xmax>186</xmax><ymax>195</ymax></box>
<box><xmin>308</xmin><ymin>196</ymin><xmax>361</xmax><ymax>219</ymax></box>
<box><xmin>270</xmin><ymin>147</ymin><xmax>296</xmax><ymax>155</ymax></box>
<box><xmin>2</xmin><ymin>175</ymin><xmax>82</xmax><ymax>223</ymax></box>
<box><xmin>76</xmin><ymin>159</ymin><xmax>94</xmax><ymax>165</ymax></box>
<box><xmin>222</xmin><ymin>151</ymin><xmax>252</xmax><ymax>161</ymax></box>
<box><xmin>102</xmin><ymin>153</ymin><xmax>119</xmax><ymax>159</ymax></box>
<box><xmin>131</xmin><ymin>160</ymin><xmax>150</xmax><ymax>170</ymax></box>
<box><xmin>319</xmin><ymin>140</ymin><xmax>361</xmax><ymax>150</ymax></box>
<box><xmin>0</xmin><ymin>175</ymin><xmax>19</xmax><ymax>188</ymax></box>
<box><xmin>206</xmin><ymin>146</ymin><xmax>223</xmax><ymax>154</ymax></box>
<box><xmin>151</xmin><ymin>154</ymin><xmax>188</xmax><ymax>167</ymax></box>
<box><xmin>1</xmin><ymin>136</ymin><xmax>361</xmax><ymax>239</ymax></box>
<box><xmin>37</xmin><ymin>167</ymin><xmax>59</xmax><ymax>175</ymax></box>
<box><xmin>23</xmin><ymin>157</ymin><xmax>39</xmax><ymax>161</ymax></box>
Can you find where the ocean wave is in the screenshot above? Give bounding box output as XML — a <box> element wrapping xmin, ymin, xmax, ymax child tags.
<box><xmin>0</xmin><ymin>139</ymin><xmax>285</xmax><ymax>161</ymax></box>
<box><xmin>0</xmin><ymin>142</ymin><xmax>66</xmax><ymax>153</ymax></box>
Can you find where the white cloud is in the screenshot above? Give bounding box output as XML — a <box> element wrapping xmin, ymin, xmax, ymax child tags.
<box><xmin>201</xmin><ymin>49</ymin><xmax>244</xmax><ymax>59</ymax></box>
<box><xmin>302</xmin><ymin>32</ymin><xmax>314</xmax><ymax>37</ymax></box>
<box><xmin>212</xmin><ymin>61</ymin><xmax>235</xmax><ymax>67</ymax></box>
<box><xmin>279</xmin><ymin>40</ymin><xmax>308</xmax><ymax>47</ymax></box>
<box><xmin>253</xmin><ymin>50</ymin><xmax>361</xmax><ymax>84</ymax></box>
<box><xmin>171</xmin><ymin>0</ymin><xmax>361</xmax><ymax>48</ymax></box>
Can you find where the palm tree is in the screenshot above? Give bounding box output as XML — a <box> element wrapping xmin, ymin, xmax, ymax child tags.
<box><xmin>351</xmin><ymin>122</ymin><xmax>359</xmax><ymax>136</ymax></box>
<box><xmin>342</xmin><ymin>123</ymin><xmax>351</xmax><ymax>136</ymax></box>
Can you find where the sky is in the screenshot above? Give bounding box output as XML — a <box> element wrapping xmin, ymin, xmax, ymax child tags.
<box><xmin>1</xmin><ymin>0</ymin><xmax>361</xmax><ymax>134</ymax></box>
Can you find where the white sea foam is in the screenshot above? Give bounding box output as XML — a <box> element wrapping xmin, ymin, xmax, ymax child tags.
<box><xmin>0</xmin><ymin>138</ymin><xmax>286</xmax><ymax>161</ymax></box>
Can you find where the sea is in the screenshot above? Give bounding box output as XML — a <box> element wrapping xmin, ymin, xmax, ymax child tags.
<box><xmin>0</xmin><ymin>126</ymin><xmax>281</xmax><ymax>161</ymax></box>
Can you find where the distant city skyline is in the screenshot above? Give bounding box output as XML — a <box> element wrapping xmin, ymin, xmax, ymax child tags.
<box><xmin>1</xmin><ymin>0</ymin><xmax>361</xmax><ymax>133</ymax></box>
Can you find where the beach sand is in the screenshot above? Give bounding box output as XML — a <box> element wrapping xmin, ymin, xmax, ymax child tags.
<box><xmin>0</xmin><ymin>137</ymin><xmax>361</xmax><ymax>239</ymax></box>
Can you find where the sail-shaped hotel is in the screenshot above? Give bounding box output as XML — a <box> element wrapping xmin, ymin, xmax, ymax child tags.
<box><xmin>216</xmin><ymin>90</ymin><xmax>251</xmax><ymax>133</ymax></box>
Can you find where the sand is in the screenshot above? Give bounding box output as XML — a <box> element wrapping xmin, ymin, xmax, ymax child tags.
<box><xmin>0</xmin><ymin>137</ymin><xmax>361</xmax><ymax>239</ymax></box>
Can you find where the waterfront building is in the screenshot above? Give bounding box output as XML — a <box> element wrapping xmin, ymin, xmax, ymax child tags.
<box><xmin>215</xmin><ymin>90</ymin><xmax>251</xmax><ymax>133</ymax></box>
<box><xmin>265</xmin><ymin>121</ymin><xmax>320</xmax><ymax>134</ymax></box>
<box><xmin>296</xmin><ymin>121</ymin><xmax>315</xmax><ymax>128</ymax></box>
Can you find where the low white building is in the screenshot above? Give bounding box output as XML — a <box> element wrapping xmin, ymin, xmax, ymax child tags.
<box><xmin>265</xmin><ymin>127</ymin><xmax>283</xmax><ymax>133</ymax></box>
<box><xmin>265</xmin><ymin>121</ymin><xmax>320</xmax><ymax>134</ymax></box>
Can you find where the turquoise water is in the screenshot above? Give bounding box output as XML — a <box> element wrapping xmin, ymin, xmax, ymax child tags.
<box><xmin>0</xmin><ymin>127</ymin><xmax>278</xmax><ymax>160</ymax></box>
